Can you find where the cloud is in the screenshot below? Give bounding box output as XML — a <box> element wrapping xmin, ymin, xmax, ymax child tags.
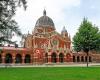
<box><xmin>13</xmin><ymin>0</ymin><xmax>81</xmax><ymax>44</ymax></box>
<box><xmin>14</xmin><ymin>0</ymin><xmax>81</xmax><ymax>34</ymax></box>
<box><xmin>13</xmin><ymin>0</ymin><xmax>100</xmax><ymax>46</ymax></box>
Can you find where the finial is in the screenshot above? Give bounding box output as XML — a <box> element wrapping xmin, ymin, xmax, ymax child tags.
<box><xmin>63</xmin><ymin>26</ymin><xmax>66</xmax><ymax>30</ymax></box>
<box><xmin>28</xmin><ymin>31</ymin><xmax>29</xmax><ymax>34</ymax></box>
<box><xmin>43</xmin><ymin>9</ymin><xmax>46</xmax><ymax>16</ymax></box>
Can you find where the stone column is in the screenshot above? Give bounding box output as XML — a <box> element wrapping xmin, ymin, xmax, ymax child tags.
<box><xmin>75</xmin><ymin>56</ymin><xmax>77</xmax><ymax>62</ymax></box>
<box><xmin>48</xmin><ymin>52</ymin><xmax>51</xmax><ymax>63</ymax></box>
<box><xmin>22</xmin><ymin>57</ymin><xmax>25</xmax><ymax>64</ymax></box>
<box><xmin>56</xmin><ymin>55</ymin><xmax>59</xmax><ymax>63</ymax></box>
<box><xmin>70</xmin><ymin>55</ymin><xmax>73</xmax><ymax>62</ymax></box>
<box><xmin>2</xmin><ymin>53</ymin><xmax>5</xmax><ymax>64</ymax></box>
<box><xmin>84</xmin><ymin>56</ymin><xmax>85</xmax><ymax>62</ymax></box>
<box><xmin>48</xmin><ymin>55</ymin><xmax>51</xmax><ymax>63</ymax></box>
<box><xmin>12</xmin><ymin>53</ymin><xmax>15</xmax><ymax>64</ymax></box>
<box><xmin>34</xmin><ymin>55</ymin><xmax>39</xmax><ymax>64</ymax></box>
<box><xmin>2</xmin><ymin>56</ymin><xmax>5</xmax><ymax>64</ymax></box>
<box><xmin>12</xmin><ymin>56</ymin><xmax>15</xmax><ymax>64</ymax></box>
<box><xmin>22</xmin><ymin>54</ymin><xmax>25</xmax><ymax>64</ymax></box>
<box><xmin>30</xmin><ymin>57</ymin><xmax>33</xmax><ymax>64</ymax></box>
<box><xmin>64</xmin><ymin>56</ymin><xmax>66</xmax><ymax>63</ymax></box>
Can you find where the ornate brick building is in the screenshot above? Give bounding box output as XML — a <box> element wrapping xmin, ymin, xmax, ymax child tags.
<box><xmin>0</xmin><ymin>10</ymin><xmax>73</xmax><ymax>64</ymax></box>
<box><xmin>0</xmin><ymin>10</ymin><xmax>99</xmax><ymax>64</ymax></box>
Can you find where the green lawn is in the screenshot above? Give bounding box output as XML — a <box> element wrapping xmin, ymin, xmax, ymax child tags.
<box><xmin>0</xmin><ymin>67</ymin><xmax>100</xmax><ymax>80</ymax></box>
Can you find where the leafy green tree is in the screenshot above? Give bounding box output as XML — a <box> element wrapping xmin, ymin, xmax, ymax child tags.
<box><xmin>73</xmin><ymin>18</ymin><xmax>100</xmax><ymax>67</ymax></box>
<box><xmin>0</xmin><ymin>0</ymin><xmax>27</xmax><ymax>44</ymax></box>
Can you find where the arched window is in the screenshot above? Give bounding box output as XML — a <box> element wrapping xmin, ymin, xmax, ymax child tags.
<box><xmin>89</xmin><ymin>56</ymin><xmax>92</xmax><ymax>62</ymax></box>
<box><xmin>15</xmin><ymin>54</ymin><xmax>22</xmax><ymax>63</ymax></box>
<box><xmin>5</xmin><ymin>53</ymin><xmax>12</xmax><ymax>63</ymax></box>
<box><xmin>81</xmin><ymin>56</ymin><xmax>84</xmax><ymax>62</ymax></box>
<box><xmin>51</xmin><ymin>52</ymin><xmax>57</xmax><ymax>63</ymax></box>
<box><xmin>77</xmin><ymin>56</ymin><xmax>80</xmax><ymax>62</ymax></box>
<box><xmin>59</xmin><ymin>53</ymin><xmax>64</xmax><ymax>63</ymax></box>
<box><xmin>73</xmin><ymin>56</ymin><xmax>75</xmax><ymax>62</ymax></box>
<box><xmin>85</xmin><ymin>56</ymin><xmax>87</xmax><ymax>62</ymax></box>
<box><xmin>25</xmin><ymin>54</ymin><xmax>31</xmax><ymax>63</ymax></box>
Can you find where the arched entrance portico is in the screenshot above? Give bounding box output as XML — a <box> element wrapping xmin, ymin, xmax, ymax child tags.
<box><xmin>15</xmin><ymin>54</ymin><xmax>22</xmax><ymax>63</ymax></box>
<box><xmin>89</xmin><ymin>56</ymin><xmax>92</xmax><ymax>62</ymax></box>
<box><xmin>5</xmin><ymin>53</ymin><xmax>12</xmax><ymax>63</ymax></box>
<box><xmin>85</xmin><ymin>56</ymin><xmax>87</xmax><ymax>62</ymax></box>
<box><xmin>59</xmin><ymin>53</ymin><xmax>64</xmax><ymax>63</ymax></box>
<box><xmin>25</xmin><ymin>54</ymin><xmax>31</xmax><ymax>63</ymax></box>
<box><xmin>81</xmin><ymin>56</ymin><xmax>84</xmax><ymax>62</ymax></box>
<box><xmin>73</xmin><ymin>56</ymin><xmax>75</xmax><ymax>62</ymax></box>
<box><xmin>51</xmin><ymin>52</ymin><xmax>57</xmax><ymax>63</ymax></box>
<box><xmin>77</xmin><ymin>56</ymin><xmax>80</xmax><ymax>62</ymax></box>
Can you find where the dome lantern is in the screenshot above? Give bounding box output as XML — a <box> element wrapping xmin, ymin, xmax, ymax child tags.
<box><xmin>43</xmin><ymin>9</ymin><xmax>46</xmax><ymax>16</ymax></box>
<box><xmin>62</xmin><ymin>26</ymin><xmax>67</xmax><ymax>33</ymax></box>
<box><xmin>61</xmin><ymin>26</ymin><xmax>68</xmax><ymax>37</ymax></box>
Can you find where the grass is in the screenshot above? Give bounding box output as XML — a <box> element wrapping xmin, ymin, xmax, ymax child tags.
<box><xmin>0</xmin><ymin>67</ymin><xmax>100</xmax><ymax>80</ymax></box>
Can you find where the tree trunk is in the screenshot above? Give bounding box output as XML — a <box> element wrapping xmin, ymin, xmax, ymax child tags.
<box><xmin>86</xmin><ymin>52</ymin><xmax>89</xmax><ymax>67</ymax></box>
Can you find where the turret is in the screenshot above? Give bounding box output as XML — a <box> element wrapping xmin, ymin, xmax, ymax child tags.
<box><xmin>61</xmin><ymin>26</ymin><xmax>68</xmax><ymax>38</ymax></box>
<box><xmin>68</xmin><ymin>34</ymin><xmax>71</xmax><ymax>41</ymax></box>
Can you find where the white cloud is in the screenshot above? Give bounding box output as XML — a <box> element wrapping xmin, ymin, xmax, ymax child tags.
<box><xmin>11</xmin><ymin>0</ymin><xmax>100</xmax><ymax>46</ymax></box>
<box><xmin>14</xmin><ymin>0</ymin><xmax>81</xmax><ymax>33</ymax></box>
<box><xmin>13</xmin><ymin>0</ymin><xmax>81</xmax><ymax>44</ymax></box>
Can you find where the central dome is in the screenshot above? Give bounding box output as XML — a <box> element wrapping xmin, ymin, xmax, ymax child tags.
<box><xmin>35</xmin><ymin>10</ymin><xmax>55</xmax><ymax>29</ymax></box>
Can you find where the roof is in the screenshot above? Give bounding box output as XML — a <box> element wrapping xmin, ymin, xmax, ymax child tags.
<box><xmin>35</xmin><ymin>10</ymin><xmax>55</xmax><ymax>29</ymax></box>
<box><xmin>0</xmin><ymin>46</ymin><xmax>31</xmax><ymax>51</ymax></box>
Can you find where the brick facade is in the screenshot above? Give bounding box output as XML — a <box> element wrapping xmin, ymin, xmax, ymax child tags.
<box><xmin>0</xmin><ymin>10</ymin><xmax>99</xmax><ymax>64</ymax></box>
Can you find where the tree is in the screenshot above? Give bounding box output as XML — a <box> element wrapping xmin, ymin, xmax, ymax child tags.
<box><xmin>0</xmin><ymin>0</ymin><xmax>27</xmax><ymax>44</ymax></box>
<box><xmin>73</xmin><ymin>18</ymin><xmax>100</xmax><ymax>67</ymax></box>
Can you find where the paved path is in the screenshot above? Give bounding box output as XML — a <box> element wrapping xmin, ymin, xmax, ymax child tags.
<box><xmin>0</xmin><ymin>63</ymin><xmax>100</xmax><ymax>67</ymax></box>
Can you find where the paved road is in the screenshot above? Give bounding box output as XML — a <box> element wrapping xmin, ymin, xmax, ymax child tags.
<box><xmin>0</xmin><ymin>63</ymin><xmax>100</xmax><ymax>67</ymax></box>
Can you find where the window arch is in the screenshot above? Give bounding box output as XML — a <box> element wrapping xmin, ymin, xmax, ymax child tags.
<box><xmin>51</xmin><ymin>52</ymin><xmax>57</xmax><ymax>63</ymax></box>
<box><xmin>85</xmin><ymin>56</ymin><xmax>87</xmax><ymax>62</ymax></box>
<box><xmin>81</xmin><ymin>56</ymin><xmax>84</xmax><ymax>62</ymax></box>
<box><xmin>5</xmin><ymin>53</ymin><xmax>12</xmax><ymax>63</ymax></box>
<box><xmin>77</xmin><ymin>56</ymin><xmax>80</xmax><ymax>62</ymax></box>
<box><xmin>89</xmin><ymin>56</ymin><xmax>92</xmax><ymax>62</ymax></box>
<box><xmin>25</xmin><ymin>54</ymin><xmax>31</xmax><ymax>63</ymax></box>
<box><xmin>59</xmin><ymin>53</ymin><xmax>64</xmax><ymax>63</ymax></box>
<box><xmin>15</xmin><ymin>54</ymin><xmax>22</xmax><ymax>63</ymax></box>
<box><xmin>73</xmin><ymin>56</ymin><xmax>75</xmax><ymax>62</ymax></box>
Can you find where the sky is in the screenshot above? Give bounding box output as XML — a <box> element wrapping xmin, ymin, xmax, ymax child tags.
<box><xmin>13</xmin><ymin>0</ymin><xmax>100</xmax><ymax>44</ymax></box>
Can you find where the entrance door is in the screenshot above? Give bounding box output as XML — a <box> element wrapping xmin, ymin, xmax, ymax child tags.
<box><xmin>59</xmin><ymin>53</ymin><xmax>64</xmax><ymax>63</ymax></box>
<box><xmin>25</xmin><ymin>54</ymin><xmax>31</xmax><ymax>63</ymax></box>
<box><xmin>15</xmin><ymin>54</ymin><xmax>22</xmax><ymax>63</ymax></box>
<box><xmin>5</xmin><ymin>54</ymin><xmax>12</xmax><ymax>63</ymax></box>
<box><xmin>51</xmin><ymin>53</ymin><xmax>57</xmax><ymax>63</ymax></box>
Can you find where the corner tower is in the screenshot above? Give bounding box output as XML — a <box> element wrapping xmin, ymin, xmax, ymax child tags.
<box><xmin>61</xmin><ymin>26</ymin><xmax>68</xmax><ymax>38</ymax></box>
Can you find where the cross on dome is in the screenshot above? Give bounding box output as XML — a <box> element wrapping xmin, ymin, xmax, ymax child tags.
<box><xmin>43</xmin><ymin>9</ymin><xmax>46</xmax><ymax>16</ymax></box>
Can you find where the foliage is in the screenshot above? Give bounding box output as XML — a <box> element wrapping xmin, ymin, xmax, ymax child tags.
<box><xmin>0</xmin><ymin>0</ymin><xmax>27</xmax><ymax>44</ymax></box>
<box><xmin>73</xmin><ymin>18</ymin><xmax>100</xmax><ymax>52</ymax></box>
